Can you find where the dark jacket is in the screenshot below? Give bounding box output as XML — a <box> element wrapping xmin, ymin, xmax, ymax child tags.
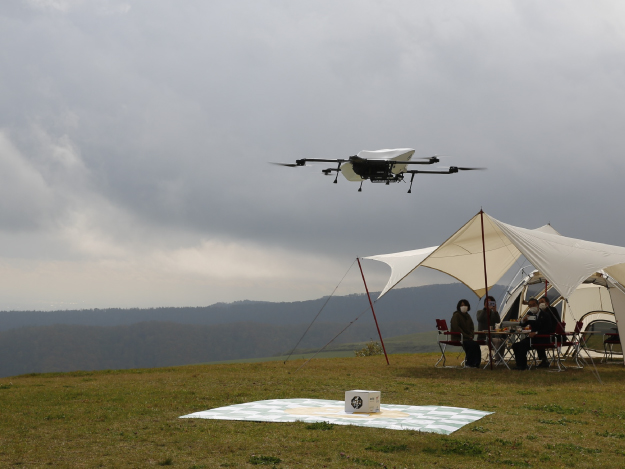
<box><xmin>450</xmin><ymin>310</ymin><xmax>475</xmax><ymax>341</ymax></box>
<box><xmin>476</xmin><ymin>308</ymin><xmax>501</xmax><ymax>340</ymax></box>
<box><xmin>522</xmin><ymin>306</ymin><xmax>559</xmax><ymax>341</ymax></box>
<box><xmin>541</xmin><ymin>306</ymin><xmax>561</xmax><ymax>335</ymax></box>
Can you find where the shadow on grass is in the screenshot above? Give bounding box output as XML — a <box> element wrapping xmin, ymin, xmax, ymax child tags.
<box><xmin>392</xmin><ymin>354</ymin><xmax>622</xmax><ymax>384</ymax></box>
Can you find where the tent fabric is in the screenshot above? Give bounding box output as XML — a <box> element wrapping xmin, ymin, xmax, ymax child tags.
<box><xmin>364</xmin><ymin>214</ymin><xmax>537</xmax><ymax>300</ymax></box>
<box><xmin>419</xmin><ymin>214</ymin><xmax>522</xmax><ymax>298</ymax></box>
<box><xmin>364</xmin><ymin>211</ymin><xmax>625</xmax><ymax>304</ymax></box>
<box><xmin>532</xmin><ymin>224</ymin><xmax>561</xmax><ymax>236</ymax></box>
<box><xmin>364</xmin><ymin>214</ymin><xmax>523</xmax><ymax>299</ymax></box>
<box><xmin>604</xmin><ymin>264</ymin><xmax>625</xmax><ymax>289</ymax></box>
<box><xmin>489</xmin><ymin>216</ymin><xmax>625</xmax><ymax>300</ymax></box>
<box><xmin>364</xmin><ymin>246</ymin><xmax>438</xmax><ymax>299</ymax></box>
<box><xmin>607</xmin><ymin>281</ymin><xmax>625</xmax><ymax>365</ymax></box>
<box><xmin>501</xmin><ymin>271</ymin><xmax>616</xmax><ymax>332</ymax></box>
<box><xmin>567</xmin><ymin>283</ymin><xmax>614</xmax><ymax>315</ymax></box>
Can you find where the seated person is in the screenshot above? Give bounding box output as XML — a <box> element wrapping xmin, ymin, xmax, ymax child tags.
<box><xmin>476</xmin><ymin>296</ymin><xmax>502</xmax><ymax>362</ymax></box>
<box><xmin>538</xmin><ymin>296</ymin><xmax>560</xmax><ymax>323</ymax></box>
<box><xmin>512</xmin><ymin>298</ymin><xmax>557</xmax><ymax>370</ymax></box>
<box><xmin>450</xmin><ymin>299</ymin><xmax>481</xmax><ymax>368</ymax></box>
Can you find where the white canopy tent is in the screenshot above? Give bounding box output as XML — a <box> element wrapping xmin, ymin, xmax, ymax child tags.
<box><xmin>365</xmin><ymin>213</ymin><xmax>564</xmax><ymax>300</ymax></box>
<box><xmin>364</xmin><ymin>211</ymin><xmax>625</xmax><ymax>364</ymax></box>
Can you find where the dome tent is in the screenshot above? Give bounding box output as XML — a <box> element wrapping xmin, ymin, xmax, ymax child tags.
<box><xmin>499</xmin><ymin>269</ymin><xmax>622</xmax><ymax>358</ymax></box>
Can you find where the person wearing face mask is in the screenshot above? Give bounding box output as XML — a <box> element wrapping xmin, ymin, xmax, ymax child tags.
<box><xmin>512</xmin><ymin>298</ymin><xmax>555</xmax><ymax>369</ymax></box>
<box><xmin>538</xmin><ymin>296</ymin><xmax>562</xmax><ymax>343</ymax></box>
<box><xmin>477</xmin><ymin>296</ymin><xmax>502</xmax><ymax>363</ymax></box>
<box><xmin>450</xmin><ymin>299</ymin><xmax>481</xmax><ymax>368</ymax></box>
<box><xmin>538</xmin><ymin>296</ymin><xmax>560</xmax><ymax>326</ymax></box>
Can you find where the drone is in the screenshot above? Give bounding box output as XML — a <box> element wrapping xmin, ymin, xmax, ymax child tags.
<box><xmin>272</xmin><ymin>148</ymin><xmax>485</xmax><ymax>193</ymax></box>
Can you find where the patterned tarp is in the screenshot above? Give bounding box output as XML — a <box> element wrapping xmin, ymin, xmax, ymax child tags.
<box><xmin>180</xmin><ymin>399</ymin><xmax>492</xmax><ymax>435</ymax></box>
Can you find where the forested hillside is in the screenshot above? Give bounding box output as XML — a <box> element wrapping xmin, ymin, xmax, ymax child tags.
<box><xmin>0</xmin><ymin>284</ymin><xmax>505</xmax><ymax>377</ymax></box>
<box><xmin>0</xmin><ymin>284</ymin><xmax>503</xmax><ymax>331</ymax></box>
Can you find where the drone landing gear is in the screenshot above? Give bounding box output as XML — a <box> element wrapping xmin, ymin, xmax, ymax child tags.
<box><xmin>358</xmin><ymin>181</ymin><xmax>363</xmax><ymax>192</ymax></box>
<box><xmin>333</xmin><ymin>162</ymin><xmax>341</xmax><ymax>184</ymax></box>
<box><xmin>407</xmin><ymin>173</ymin><xmax>416</xmax><ymax>194</ymax></box>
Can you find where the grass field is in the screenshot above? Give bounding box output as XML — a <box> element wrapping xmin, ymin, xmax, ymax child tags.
<box><xmin>1</xmin><ymin>352</ymin><xmax>624</xmax><ymax>468</ymax></box>
<box><xmin>208</xmin><ymin>330</ymin><xmax>440</xmax><ymax>365</ymax></box>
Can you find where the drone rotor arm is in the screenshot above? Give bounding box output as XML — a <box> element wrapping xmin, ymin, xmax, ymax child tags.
<box><xmin>298</xmin><ymin>158</ymin><xmax>348</xmax><ymax>163</ymax></box>
<box><xmin>404</xmin><ymin>169</ymin><xmax>456</xmax><ymax>175</ymax></box>
<box><xmin>406</xmin><ymin>166</ymin><xmax>487</xmax><ymax>175</ymax></box>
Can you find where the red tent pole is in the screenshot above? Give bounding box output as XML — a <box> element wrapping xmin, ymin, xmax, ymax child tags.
<box><xmin>480</xmin><ymin>210</ymin><xmax>494</xmax><ymax>370</ymax></box>
<box><xmin>357</xmin><ymin>257</ymin><xmax>390</xmax><ymax>365</ymax></box>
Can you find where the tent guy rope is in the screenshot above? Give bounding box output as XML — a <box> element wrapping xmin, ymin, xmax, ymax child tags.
<box><xmin>284</xmin><ymin>259</ymin><xmax>356</xmax><ymax>364</ymax></box>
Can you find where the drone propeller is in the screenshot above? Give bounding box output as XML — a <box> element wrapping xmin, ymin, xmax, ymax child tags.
<box><xmin>437</xmin><ymin>166</ymin><xmax>487</xmax><ymax>171</ymax></box>
<box><xmin>270</xmin><ymin>162</ymin><xmax>300</xmax><ymax>167</ymax></box>
<box><xmin>270</xmin><ymin>161</ymin><xmax>315</xmax><ymax>168</ymax></box>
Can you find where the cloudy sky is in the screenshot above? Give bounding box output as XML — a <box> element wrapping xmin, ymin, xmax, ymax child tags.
<box><xmin>1</xmin><ymin>0</ymin><xmax>624</xmax><ymax>310</ymax></box>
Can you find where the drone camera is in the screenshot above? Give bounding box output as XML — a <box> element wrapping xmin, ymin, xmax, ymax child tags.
<box><xmin>296</xmin><ymin>159</ymin><xmax>306</xmax><ymax>166</ymax></box>
<box><xmin>449</xmin><ymin>166</ymin><xmax>459</xmax><ymax>173</ymax></box>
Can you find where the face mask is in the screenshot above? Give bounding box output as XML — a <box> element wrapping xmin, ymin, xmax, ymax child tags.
<box><xmin>539</xmin><ymin>303</ymin><xmax>547</xmax><ymax>311</ymax></box>
<box><xmin>460</xmin><ymin>306</ymin><xmax>468</xmax><ymax>313</ymax></box>
<box><xmin>529</xmin><ymin>306</ymin><xmax>539</xmax><ymax>314</ymax></box>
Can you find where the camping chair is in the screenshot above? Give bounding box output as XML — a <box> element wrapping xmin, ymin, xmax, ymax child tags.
<box><xmin>560</xmin><ymin>320</ymin><xmax>584</xmax><ymax>369</ymax></box>
<box><xmin>529</xmin><ymin>322</ymin><xmax>565</xmax><ymax>371</ymax></box>
<box><xmin>435</xmin><ymin>319</ymin><xmax>465</xmax><ymax>368</ymax></box>
<box><xmin>602</xmin><ymin>332</ymin><xmax>621</xmax><ymax>363</ymax></box>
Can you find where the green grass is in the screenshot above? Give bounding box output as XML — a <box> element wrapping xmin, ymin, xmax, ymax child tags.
<box><xmin>203</xmin><ymin>330</ymin><xmax>441</xmax><ymax>366</ymax></box>
<box><xmin>1</xmin><ymin>352</ymin><xmax>624</xmax><ymax>467</ymax></box>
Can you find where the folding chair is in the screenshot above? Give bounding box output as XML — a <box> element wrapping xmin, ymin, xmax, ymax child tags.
<box><xmin>602</xmin><ymin>332</ymin><xmax>621</xmax><ymax>363</ymax></box>
<box><xmin>561</xmin><ymin>320</ymin><xmax>584</xmax><ymax>369</ymax></box>
<box><xmin>435</xmin><ymin>319</ymin><xmax>465</xmax><ymax>368</ymax></box>
<box><xmin>529</xmin><ymin>322</ymin><xmax>565</xmax><ymax>371</ymax></box>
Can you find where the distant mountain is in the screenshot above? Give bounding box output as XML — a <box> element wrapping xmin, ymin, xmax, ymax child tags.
<box><xmin>0</xmin><ymin>283</ymin><xmax>505</xmax><ymax>332</ymax></box>
<box><xmin>0</xmin><ymin>283</ymin><xmax>506</xmax><ymax>378</ymax></box>
<box><xmin>0</xmin><ymin>321</ymin><xmax>440</xmax><ymax>378</ymax></box>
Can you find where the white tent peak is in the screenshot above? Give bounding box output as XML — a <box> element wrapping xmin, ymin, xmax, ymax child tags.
<box><xmin>533</xmin><ymin>223</ymin><xmax>561</xmax><ymax>236</ymax></box>
<box><xmin>364</xmin><ymin>212</ymin><xmax>625</xmax><ymax>303</ymax></box>
<box><xmin>364</xmin><ymin>212</ymin><xmax>524</xmax><ymax>299</ymax></box>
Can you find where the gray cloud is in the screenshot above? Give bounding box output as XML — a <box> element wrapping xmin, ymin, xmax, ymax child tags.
<box><xmin>1</xmin><ymin>0</ymin><xmax>624</xmax><ymax>308</ymax></box>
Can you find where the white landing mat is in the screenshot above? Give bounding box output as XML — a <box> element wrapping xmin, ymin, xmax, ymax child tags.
<box><xmin>180</xmin><ymin>399</ymin><xmax>492</xmax><ymax>435</ymax></box>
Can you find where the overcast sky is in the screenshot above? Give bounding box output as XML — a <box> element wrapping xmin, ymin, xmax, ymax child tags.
<box><xmin>1</xmin><ymin>0</ymin><xmax>624</xmax><ymax>310</ymax></box>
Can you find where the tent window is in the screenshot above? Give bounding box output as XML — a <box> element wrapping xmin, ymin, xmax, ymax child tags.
<box><xmin>525</xmin><ymin>283</ymin><xmax>546</xmax><ymax>301</ymax></box>
<box><xmin>525</xmin><ymin>282</ymin><xmax>561</xmax><ymax>304</ymax></box>
<box><xmin>584</xmin><ymin>319</ymin><xmax>621</xmax><ymax>354</ymax></box>
<box><xmin>546</xmin><ymin>287</ymin><xmax>561</xmax><ymax>305</ymax></box>
<box><xmin>505</xmin><ymin>295</ymin><xmax>521</xmax><ymax>321</ymax></box>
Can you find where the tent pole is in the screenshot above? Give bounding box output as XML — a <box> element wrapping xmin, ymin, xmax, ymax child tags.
<box><xmin>480</xmin><ymin>210</ymin><xmax>494</xmax><ymax>370</ymax></box>
<box><xmin>357</xmin><ymin>257</ymin><xmax>390</xmax><ymax>365</ymax></box>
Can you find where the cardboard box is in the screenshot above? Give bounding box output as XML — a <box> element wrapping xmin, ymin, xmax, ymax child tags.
<box><xmin>345</xmin><ymin>390</ymin><xmax>380</xmax><ymax>413</ymax></box>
